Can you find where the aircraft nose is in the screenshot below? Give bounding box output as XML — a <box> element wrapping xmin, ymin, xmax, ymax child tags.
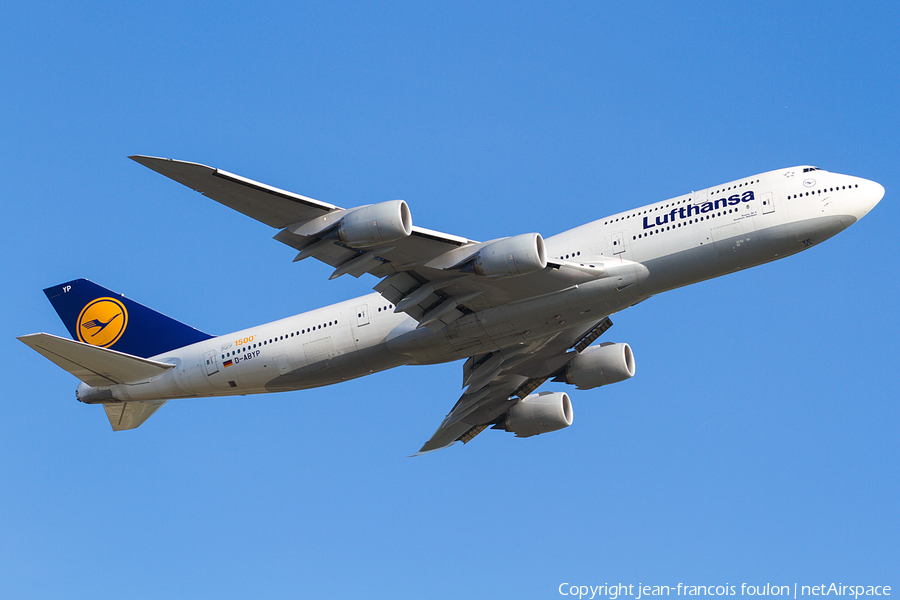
<box><xmin>863</xmin><ymin>179</ymin><xmax>885</xmax><ymax>216</ymax></box>
<box><xmin>847</xmin><ymin>178</ymin><xmax>884</xmax><ymax>222</ymax></box>
<box><xmin>872</xmin><ymin>181</ymin><xmax>886</xmax><ymax>205</ymax></box>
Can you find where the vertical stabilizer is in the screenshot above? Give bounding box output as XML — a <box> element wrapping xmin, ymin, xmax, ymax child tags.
<box><xmin>43</xmin><ymin>279</ymin><xmax>213</xmax><ymax>358</ymax></box>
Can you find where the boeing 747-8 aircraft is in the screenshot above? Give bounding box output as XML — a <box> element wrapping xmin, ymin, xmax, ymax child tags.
<box><xmin>19</xmin><ymin>158</ymin><xmax>884</xmax><ymax>453</ymax></box>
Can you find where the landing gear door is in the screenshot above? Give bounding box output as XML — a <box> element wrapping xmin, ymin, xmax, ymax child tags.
<box><xmin>356</xmin><ymin>305</ymin><xmax>370</xmax><ymax>326</ymax></box>
<box><xmin>612</xmin><ymin>231</ymin><xmax>625</xmax><ymax>255</ymax></box>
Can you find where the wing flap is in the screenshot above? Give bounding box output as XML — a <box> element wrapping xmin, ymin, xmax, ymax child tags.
<box><xmin>18</xmin><ymin>333</ymin><xmax>175</xmax><ymax>386</ymax></box>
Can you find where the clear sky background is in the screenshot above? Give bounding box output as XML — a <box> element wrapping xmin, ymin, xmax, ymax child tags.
<box><xmin>2</xmin><ymin>2</ymin><xmax>897</xmax><ymax>598</ymax></box>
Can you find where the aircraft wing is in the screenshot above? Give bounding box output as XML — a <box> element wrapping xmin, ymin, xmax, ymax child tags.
<box><xmin>417</xmin><ymin>316</ymin><xmax>615</xmax><ymax>454</ymax></box>
<box><xmin>130</xmin><ymin>156</ymin><xmax>617</xmax><ymax>332</ymax></box>
<box><xmin>129</xmin><ymin>155</ymin><xmax>340</xmax><ymax>228</ymax></box>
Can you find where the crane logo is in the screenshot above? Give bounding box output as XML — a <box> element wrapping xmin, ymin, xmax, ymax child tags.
<box><xmin>77</xmin><ymin>297</ymin><xmax>128</xmax><ymax>347</ymax></box>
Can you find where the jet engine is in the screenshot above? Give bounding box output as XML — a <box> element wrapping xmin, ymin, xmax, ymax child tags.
<box><xmin>564</xmin><ymin>342</ymin><xmax>635</xmax><ymax>390</ymax></box>
<box><xmin>473</xmin><ymin>233</ymin><xmax>547</xmax><ymax>277</ymax></box>
<box><xmin>336</xmin><ymin>200</ymin><xmax>412</xmax><ymax>248</ymax></box>
<box><xmin>501</xmin><ymin>391</ymin><xmax>573</xmax><ymax>438</ymax></box>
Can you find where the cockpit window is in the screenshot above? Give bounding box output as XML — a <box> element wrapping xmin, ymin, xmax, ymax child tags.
<box><xmin>803</xmin><ymin>167</ymin><xmax>819</xmax><ymax>173</ymax></box>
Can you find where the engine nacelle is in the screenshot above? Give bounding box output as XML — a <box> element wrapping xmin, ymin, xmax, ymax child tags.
<box><xmin>473</xmin><ymin>233</ymin><xmax>547</xmax><ymax>277</ymax></box>
<box><xmin>502</xmin><ymin>391</ymin><xmax>573</xmax><ymax>438</ymax></box>
<box><xmin>336</xmin><ymin>200</ymin><xmax>412</xmax><ymax>248</ymax></box>
<box><xmin>565</xmin><ymin>342</ymin><xmax>635</xmax><ymax>390</ymax></box>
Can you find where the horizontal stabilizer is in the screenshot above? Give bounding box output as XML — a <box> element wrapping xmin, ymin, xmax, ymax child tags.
<box><xmin>103</xmin><ymin>400</ymin><xmax>167</xmax><ymax>431</ymax></box>
<box><xmin>18</xmin><ymin>333</ymin><xmax>175</xmax><ymax>387</ymax></box>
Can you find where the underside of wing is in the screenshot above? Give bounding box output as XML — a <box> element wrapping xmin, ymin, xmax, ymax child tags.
<box><xmin>416</xmin><ymin>317</ymin><xmax>623</xmax><ymax>454</ymax></box>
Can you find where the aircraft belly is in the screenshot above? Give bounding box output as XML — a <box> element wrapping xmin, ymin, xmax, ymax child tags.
<box><xmin>178</xmin><ymin>354</ymin><xmax>209</xmax><ymax>396</ymax></box>
<box><xmin>114</xmin><ymin>364</ymin><xmax>205</xmax><ymax>402</ymax></box>
<box><xmin>153</xmin><ymin>365</ymin><xmax>199</xmax><ymax>399</ymax></box>
<box><xmin>388</xmin><ymin>277</ymin><xmax>648</xmax><ymax>364</ymax></box>
<box><xmin>639</xmin><ymin>215</ymin><xmax>851</xmax><ymax>295</ymax></box>
<box><xmin>264</xmin><ymin>342</ymin><xmax>410</xmax><ymax>391</ymax></box>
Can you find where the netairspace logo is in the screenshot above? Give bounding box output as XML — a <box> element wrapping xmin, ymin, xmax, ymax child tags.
<box><xmin>558</xmin><ymin>583</ymin><xmax>892</xmax><ymax>600</ymax></box>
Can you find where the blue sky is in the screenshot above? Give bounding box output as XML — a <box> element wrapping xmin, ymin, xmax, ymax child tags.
<box><xmin>2</xmin><ymin>1</ymin><xmax>898</xmax><ymax>598</ymax></box>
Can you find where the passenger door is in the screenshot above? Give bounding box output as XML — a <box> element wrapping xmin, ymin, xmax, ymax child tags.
<box><xmin>203</xmin><ymin>350</ymin><xmax>219</xmax><ymax>376</ymax></box>
<box><xmin>612</xmin><ymin>231</ymin><xmax>625</xmax><ymax>255</ymax></box>
<box><xmin>761</xmin><ymin>191</ymin><xmax>775</xmax><ymax>214</ymax></box>
<box><xmin>356</xmin><ymin>304</ymin><xmax>370</xmax><ymax>326</ymax></box>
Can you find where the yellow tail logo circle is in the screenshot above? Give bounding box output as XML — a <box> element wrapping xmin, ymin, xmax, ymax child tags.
<box><xmin>77</xmin><ymin>297</ymin><xmax>128</xmax><ymax>347</ymax></box>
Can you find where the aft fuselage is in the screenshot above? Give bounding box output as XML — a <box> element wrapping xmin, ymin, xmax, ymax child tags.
<box><xmin>77</xmin><ymin>166</ymin><xmax>883</xmax><ymax>405</ymax></box>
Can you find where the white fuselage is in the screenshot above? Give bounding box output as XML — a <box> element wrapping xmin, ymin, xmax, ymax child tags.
<box><xmin>78</xmin><ymin>166</ymin><xmax>883</xmax><ymax>405</ymax></box>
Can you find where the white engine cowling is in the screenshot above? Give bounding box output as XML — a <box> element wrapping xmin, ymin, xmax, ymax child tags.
<box><xmin>565</xmin><ymin>342</ymin><xmax>635</xmax><ymax>390</ymax></box>
<box><xmin>336</xmin><ymin>200</ymin><xmax>412</xmax><ymax>248</ymax></box>
<box><xmin>502</xmin><ymin>391</ymin><xmax>573</xmax><ymax>438</ymax></box>
<box><xmin>473</xmin><ymin>233</ymin><xmax>547</xmax><ymax>277</ymax></box>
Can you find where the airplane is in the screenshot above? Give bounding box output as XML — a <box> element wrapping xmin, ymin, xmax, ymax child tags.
<box><xmin>18</xmin><ymin>158</ymin><xmax>884</xmax><ymax>453</ymax></box>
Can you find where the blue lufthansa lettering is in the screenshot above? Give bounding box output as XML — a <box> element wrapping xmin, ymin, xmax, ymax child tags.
<box><xmin>640</xmin><ymin>190</ymin><xmax>756</xmax><ymax>229</ymax></box>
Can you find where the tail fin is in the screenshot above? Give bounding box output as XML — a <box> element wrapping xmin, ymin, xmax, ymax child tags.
<box><xmin>43</xmin><ymin>279</ymin><xmax>213</xmax><ymax>358</ymax></box>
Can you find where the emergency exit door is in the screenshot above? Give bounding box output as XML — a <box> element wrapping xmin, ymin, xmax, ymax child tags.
<box><xmin>612</xmin><ymin>231</ymin><xmax>625</xmax><ymax>254</ymax></box>
<box><xmin>204</xmin><ymin>350</ymin><xmax>219</xmax><ymax>376</ymax></box>
<box><xmin>761</xmin><ymin>191</ymin><xmax>775</xmax><ymax>214</ymax></box>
